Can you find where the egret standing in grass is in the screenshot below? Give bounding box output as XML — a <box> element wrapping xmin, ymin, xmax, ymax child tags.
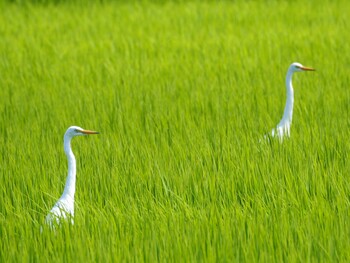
<box><xmin>271</xmin><ymin>62</ymin><xmax>315</xmax><ymax>140</ymax></box>
<box><xmin>45</xmin><ymin>126</ymin><xmax>99</xmax><ymax>228</ymax></box>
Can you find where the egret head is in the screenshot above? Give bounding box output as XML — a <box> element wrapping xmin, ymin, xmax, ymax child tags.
<box><xmin>289</xmin><ymin>62</ymin><xmax>315</xmax><ymax>73</ymax></box>
<box><xmin>65</xmin><ymin>126</ymin><xmax>99</xmax><ymax>138</ymax></box>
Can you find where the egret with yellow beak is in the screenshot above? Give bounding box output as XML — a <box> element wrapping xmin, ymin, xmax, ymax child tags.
<box><xmin>45</xmin><ymin>126</ymin><xmax>99</xmax><ymax>228</ymax></box>
<box><xmin>271</xmin><ymin>62</ymin><xmax>315</xmax><ymax>139</ymax></box>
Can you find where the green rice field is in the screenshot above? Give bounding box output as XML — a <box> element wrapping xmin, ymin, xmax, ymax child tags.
<box><xmin>1</xmin><ymin>0</ymin><xmax>350</xmax><ymax>261</ymax></box>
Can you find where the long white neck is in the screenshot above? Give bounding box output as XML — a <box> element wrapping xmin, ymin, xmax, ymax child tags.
<box><xmin>61</xmin><ymin>135</ymin><xmax>76</xmax><ymax>200</ymax></box>
<box><xmin>278</xmin><ymin>70</ymin><xmax>294</xmax><ymax>127</ymax></box>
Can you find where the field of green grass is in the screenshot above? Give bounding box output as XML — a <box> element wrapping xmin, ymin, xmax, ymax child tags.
<box><xmin>1</xmin><ymin>0</ymin><xmax>350</xmax><ymax>261</ymax></box>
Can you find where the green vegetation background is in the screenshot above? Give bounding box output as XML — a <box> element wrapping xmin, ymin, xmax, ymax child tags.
<box><xmin>0</xmin><ymin>0</ymin><xmax>349</xmax><ymax>262</ymax></box>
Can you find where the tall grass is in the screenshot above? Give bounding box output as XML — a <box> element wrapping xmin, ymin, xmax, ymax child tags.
<box><xmin>1</xmin><ymin>0</ymin><xmax>350</xmax><ymax>262</ymax></box>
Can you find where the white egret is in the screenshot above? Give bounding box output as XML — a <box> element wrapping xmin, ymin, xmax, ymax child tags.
<box><xmin>271</xmin><ymin>62</ymin><xmax>315</xmax><ymax>139</ymax></box>
<box><xmin>45</xmin><ymin>126</ymin><xmax>98</xmax><ymax>228</ymax></box>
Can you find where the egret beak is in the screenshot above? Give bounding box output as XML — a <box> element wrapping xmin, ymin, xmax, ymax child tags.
<box><xmin>81</xmin><ymin>129</ymin><xmax>99</xmax><ymax>135</ymax></box>
<box><xmin>299</xmin><ymin>66</ymin><xmax>315</xmax><ymax>71</ymax></box>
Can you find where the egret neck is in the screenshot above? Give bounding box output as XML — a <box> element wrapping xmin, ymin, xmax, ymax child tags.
<box><xmin>62</xmin><ymin>134</ymin><xmax>76</xmax><ymax>202</ymax></box>
<box><xmin>279</xmin><ymin>69</ymin><xmax>294</xmax><ymax>128</ymax></box>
